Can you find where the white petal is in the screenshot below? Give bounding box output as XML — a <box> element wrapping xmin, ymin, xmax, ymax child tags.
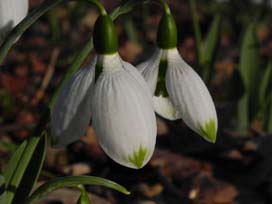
<box><xmin>165</xmin><ymin>48</ymin><xmax>218</xmax><ymax>142</ymax></box>
<box><xmin>50</xmin><ymin>57</ymin><xmax>97</xmax><ymax>147</ymax></box>
<box><xmin>153</xmin><ymin>95</ymin><xmax>181</xmax><ymax>120</ymax></box>
<box><xmin>92</xmin><ymin>53</ymin><xmax>157</xmax><ymax>169</ymax></box>
<box><xmin>0</xmin><ymin>0</ymin><xmax>28</xmax><ymax>37</ymax></box>
<box><xmin>136</xmin><ymin>49</ymin><xmax>162</xmax><ymax>94</ymax></box>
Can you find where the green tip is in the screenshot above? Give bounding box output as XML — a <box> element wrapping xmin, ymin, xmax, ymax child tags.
<box><xmin>199</xmin><ymin>118</ymin><xmax>217</xmax><ymax>143</ymax></box>
<box><xmin>128</xmin><ymin>145</ymin><xmax>149</xmax><ymax>169</ymax></box>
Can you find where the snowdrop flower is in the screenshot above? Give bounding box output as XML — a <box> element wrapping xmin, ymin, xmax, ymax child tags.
<box><xmin>0</xmin><ymin>0</ymin><xmax>28</xmax><ymax>37</ymax></box>
<box><xmin>137</xmin><ymin>12</ymin><xmax>218</xmax><ymax>143</ymax></box>
<box><xmin>51</xmin><ymin>14</ymin><xmax>157</xmax><ymax>169</ymax></box>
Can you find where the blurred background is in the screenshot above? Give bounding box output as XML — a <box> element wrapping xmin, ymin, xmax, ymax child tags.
<box><xmin>0</xmin><ymin>0</ymin><xmax>272</xmax><ymax>203</ymax></box>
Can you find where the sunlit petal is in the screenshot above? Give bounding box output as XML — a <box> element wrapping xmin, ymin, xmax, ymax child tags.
<box><xmin>92</xmin><ymin>53</ymin><xmax>157</xmax><ymax>169</ymax></box>
<box><xmin>166</xmin><ymin>48</ymin><xmax>218</xmax><ymax>142</ymax></box>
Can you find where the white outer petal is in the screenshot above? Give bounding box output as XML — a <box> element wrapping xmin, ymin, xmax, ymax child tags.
<box><xmin>0</xmin><ymin>0</ymin><xmax>28</xmax><ymax>36</ymax></box>
<box><xmin>165</xmin><ymin>48</ymin><xmax>218</xmax><ymax>141</ymax></box>
<box><xmin>92</xmin><ymin>53</ymin><xmax>157</xmax><ymax>169</ymax></box>
<box><xmin>136</xmin><ymin>49</ymin><xmax>162</xmax><ymax>94</ymax></box>
<box><xmin>50</xmin><ymin>57</ymin><xmax>96</xmax><ymax>147</ymax></box>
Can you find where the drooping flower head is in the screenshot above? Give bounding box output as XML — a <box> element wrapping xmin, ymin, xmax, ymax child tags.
<box><xmin>51</xmin><ymin>13</ymin><xmax>157</xmax><ymax>169</ymax></box>
<box><xmin>137</xmin><ymin>9</ymin><xmax>218</xmax><ymax>143</ymax></box>
<box><xmin>0</xmin><ymin>0</ymin><xmax>28</xmax><ymax>38</ymax></box>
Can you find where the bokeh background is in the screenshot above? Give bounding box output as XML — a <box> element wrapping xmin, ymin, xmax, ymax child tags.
<box><xmin>0</xmin><ymin>0</ymin><xmax>272</xmax><ymax>203</ymax></box>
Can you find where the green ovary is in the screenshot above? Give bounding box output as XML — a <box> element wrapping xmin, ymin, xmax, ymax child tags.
<box><xmin>128</xmin><ymin>145</ymin><xmax>149</xmax><ymax>169</ymax></box>
<box><xmin>199</xmin><ymin>118</ymin><xmax>217</xmax><ymax>143</ymax></box>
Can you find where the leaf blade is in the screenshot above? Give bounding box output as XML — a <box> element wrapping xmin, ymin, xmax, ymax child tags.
<box><xmin>28</xmin><ymin>176</ymin><xmax>130</xmax><ymax>203</ymax></box>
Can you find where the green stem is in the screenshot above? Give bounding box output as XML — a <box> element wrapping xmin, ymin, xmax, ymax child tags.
<box><xmin>187</xmin><ymin>0</ymin><xmax>202</xmax><ymax>64</ymax></box>
<box><xmin>85</xmin><ymin>0</ymin><xmax>107</xmax><ymax>15</ymax></box>
<box><xmin>157</xmin><ymin>0</ymin><xmax>171</xmax><ymax>14</ymax></box>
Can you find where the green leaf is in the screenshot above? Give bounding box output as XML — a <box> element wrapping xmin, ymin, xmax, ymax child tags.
<box><xmin>237</xmin><ymin>93</ymin><xmax>249</xmax><ymax>135</ymax></box>
<box><xmin>11</xmin><ymin>133</ymin><xmax>47</xmax><ymax>203</ymax></box>
<box><xmin>27</xmin><ymin>176</ymin><xmax>130</xmax><ymax>203</ymax></box>
<box><xmin>76</xmin><ymin>185</ymin><xmax>91</xmax><ymax>204</ymax></box>
<box><xmin>201</xmin><ymin>14</ymin><xmax>221</xmax><ymax>83</ymax></box>
<box><xmin>3</xmin><ymin>141</ymin><xmax>27</xmax><ymax>185</ymax></box>
<box><xmin>187</xmin><ymin>0</ymin><xmax>202</xmax><ymax>62</ymax></box>
<box><xmin>265</xmin><ymin>93</ymin><xmax>272</xmax><ymax>133</ymax></box>
<box><xmin>5</xmin><ymin>134</ymin><xmax>46</xmax><ymax>204</ymax></box>
<box><xmin>0</xmin><ymin>175</ymin><xmax>6</xmax><ymax>204</ymax></box>
<box><xmin>259</xmin><ymin>61</ymin><xmax>272</xmax><ymax>108</ymax></box>
<box><xmin>239</xmin><ymin>23</ymin><xmax>261</xmax><ymax>120</ymax></box>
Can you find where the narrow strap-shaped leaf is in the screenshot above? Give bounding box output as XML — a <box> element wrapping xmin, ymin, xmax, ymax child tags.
<box><xmin>237</xmin><ymin>93</ymin><xmax>249</xmax><ymax>135</ymax></box>
<box><xmin>11</xmin><ymin>133</ymin><xmax>47</xmax><ymax>203</ymax></box>
<box><xmin>201</xmin><ymin>14</ymin><xmax>221</xmax><ymax>83</ymax></box>
<box><xmin>239</xmin><ymin>23</ymin><xmax>261</xmax><ymax>120</ymax></box>
<box><xmin>27</xmin><ymin>176</ymin><xmax>130</xmax><ymax>203</ymax></box>
<box><xmin>259</xmin><ymin>61</ymin><xmax>272</xmax><ymax>108</ymax></box>
<box><xmin>0</xmin><ymin>175</ymin><xmax>6</xmax><ymax>204</ymax></box>
<box><xmin>187</xmin><ymin>0</ymin><xmax>202</xmax><ymax>63</ymax></box>
<box><xmin>6</xmin><ymin>137</ymin><xmax>40</xmax><ymax>204</ymax></box>
<box><xmin>5</xmin><ymin>110</ymin><xmax>49</xmax><ymax>204</ymax></box>
<box><xmin>265</xmin><ymin>93</ymin><xmax>272</xmax><ymax>133</ymax></box>
<box><xmin>3</xmin><ymin>141</ymin><xmax>27</xmax><ymax>185</ymax></box>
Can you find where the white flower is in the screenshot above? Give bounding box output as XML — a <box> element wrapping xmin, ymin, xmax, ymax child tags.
<box><xmin>137</xmin><ymin>48</ymin><xmax>218</xmax><ymax>143</ymax></box>
<box><xmin>51</xmin><ymin>53</ymin><xmax>157</xmax><ymax>169</ymax></box>
<box><xmin>0</xmin><ymin>0</ymin><xmax>28</xmax><ymax>37</ymax></box>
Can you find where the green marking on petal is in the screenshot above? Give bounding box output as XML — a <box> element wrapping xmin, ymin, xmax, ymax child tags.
<box><xmin>128</xmin><ymin>145</ymin><xmax>149</xmax><ymax>169</ymax></box>
<box><xmin>199</xmin><ymin>118</ymin><xmax>217</xmax><ymax>143</ymax></box>
<box><xmin>155</xmin><ymin>59</ymin><xmax>169</xmax><ymax>97</ymax></box>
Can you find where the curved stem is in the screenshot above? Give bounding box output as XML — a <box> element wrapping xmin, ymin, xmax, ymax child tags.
<box><xmin>157</xmin><ymin>0</ymin><xmax>171</xmax><ymax>14</ymax></box>
<box><xmin>85</xmin><ymin>0</ymin><xmax>107</xmax><ymax>15</ymax></box>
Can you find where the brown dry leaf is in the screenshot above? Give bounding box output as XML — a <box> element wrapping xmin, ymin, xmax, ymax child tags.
<box><xmin>46</xmin><ymin>146</ymin><xmax>68</xmax><ymax>169</ymax></box>
<box><xmin>199</xmin><ymin>180</ymin><xmax>238</xmax><ymax>204</ymax></box>
<box><xmin>137</xmin><ymin>201</ymin><xmax>158</xmax><ymax>204</ymax></box>
<box><xmin>243</xmin><ymin>141</ymin><xmax>258</xmax><ymax>151</ymax></box>
<box><xmin>156</xmin><ymin>117</ymin><xmax>168</xmax><ymax>136</ymax></box>
<box><xmin>29</xmin><ymin>53</ymin><xmax>47</xmax><ymax>74</ymax></box>
<box><xmin>1</xmin><ymin>73</ymin><xmax>29</xmax><ymax>95</ymax></box>
<box><xmin>62</xmin><ymin>163</ymin><xmax>91</xmax><ymax>176</ymax></box>
<box><xmin>119</xmin><ymin>41</ymin><xmax>143</xmax><ymax>62</ymax></box>
<box><xmin>213</xmin><ymin>184</ymin><xmax>238</xmax><ymax>203</ymax></box>
<box><xmin>138</xmin><ymin>183</ymin><xmax>163</xmax><ymax>198</ymax></box>
<box><xmin>81</xmin><ymin>126</ymin><xmax>104</xmax><ymax>157</ymax></box>
<box><xmin>151</xmin><ymin>150</ymin><xmax>212</xmax><ymax>179</ymax></box>
<box><xmin>224</xmin><ymin>149</ymin><xmax>243</xmax><ymax>160</ymax></box>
